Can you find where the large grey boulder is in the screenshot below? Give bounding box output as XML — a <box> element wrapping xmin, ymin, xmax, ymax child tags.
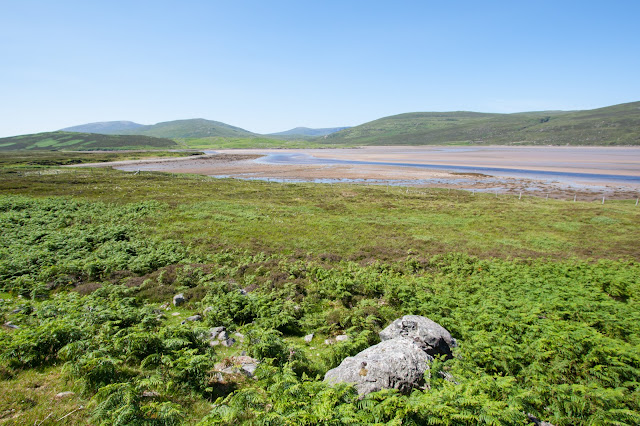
<box><xmin>379</xmin><ymin>315</ymin><xmax>456</xmax><ymax>358</ymax></box>
<box><xmin>324</xmin><ymin>338</ymin><xmax>431</xmax><ymax>395</ymax></box>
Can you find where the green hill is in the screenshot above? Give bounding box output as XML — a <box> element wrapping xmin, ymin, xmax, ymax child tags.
<box><xmin>0</xmin><ymin>131</ymin><xmax>179</xmax><ymax>151</ymax></box>
<box><xmin>60</xmin><ymin>121</ymin><xmax>145</xmax><ymax>134</ymax></box>
<box><xmin>324</xmin><ymin>101</ymin><xmax>640</xmax><ymax>146</ymax></box>
<box><xmin>121</xmin><ymin>118</ymin><xmax>256</xmax><ymax>139</ymax></box>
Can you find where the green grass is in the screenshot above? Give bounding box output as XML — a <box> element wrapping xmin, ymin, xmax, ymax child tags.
<box><xmin>0</xmin><ymin>150</ymin><xmax>204</xmax><ymax>168</ymax></box>
<box><xmin>1</xmin><ymin>167</ymin><xmax>636</xmax><ymax>260</ymax></box>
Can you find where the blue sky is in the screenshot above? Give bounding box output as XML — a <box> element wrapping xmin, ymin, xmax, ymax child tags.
<box><xmin>1</xmin><ymin>0</ymin><xmax>639</xmax><ymax>137</ymax></box>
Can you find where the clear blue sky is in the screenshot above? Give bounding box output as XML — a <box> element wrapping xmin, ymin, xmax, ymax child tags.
<box><xmin>1</xmin><ymin>0</ymin><xmax>639</xmax><ymax>137</ymax></box>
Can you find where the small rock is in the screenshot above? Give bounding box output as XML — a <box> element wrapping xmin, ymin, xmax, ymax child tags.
<box><xmin>172</xmin><ymin>312</ymin><xmax>180</xmax><ymax>316</ymax></box>
<box><xmin>185</xmin><ymin>315</ymin><xmax>202</xmax><ymax>322</ymax></box>
<box><xmin>172</xmin><ymin>293</ymin><xmax>185</xmax><ymax>306</ymax></box>
<box><xmin>221</xmin><ymin>338</ymin><xmax>236</xmax><ymax>347</ymax></box>
<box><xmin>217</xmin><ymin>331</ymin><xmax>229</xmax><ymax>341</ymax></box>
<box><xmin>142</xmin><ymin>391</ymin><xmax>159</xmax><ymax>398</ymax></box>
<box><xmin>238</xmin><ymin>289</ymin><xmax>247</xmax><ymax>295</ymax></box>
<box><xmin>209</xmin><ymin>340</ymin><xmax>220</xmax><ymax>347</ymax></box>
<box><xmin>159</xmin><ymin>302</ymin><xmax>169</xmax><ymax>309</ymax></box>
<box><xmin>55</xmin><ymin>391</ymin><xmax>75</xmax><ymax>400</ymax></box>
<box><xmin>324</xmin><ymin>339</ymin><xmax>334</xmax><ymax>345</ymax></box>
<box><xmin>203</xmin><ymin>306</ymin><xmax>214</xmax><ymax>315</ymax></box>
<box><xmin>234</xmin><ymin>332</ymin><xmax>245</xmax><ymax>342</ymax></box>
<box><xmin>304</xmin><ymin>333</ymin><xmax>314</xmax><ymax>343</ymax></box>
<box><xmin>335</xmin><ymin>334</ymin><xmax>349</xmax><ymax>342</ymax></box>
<box><xmin>210</xmin><ymin>326</ymin><xmax>226</xmax><ymax>335</ymax></box>
<box><xmin>3</xmin><ymin>322</ymin><xmax>19</xmax><ymax>329</ymax></box>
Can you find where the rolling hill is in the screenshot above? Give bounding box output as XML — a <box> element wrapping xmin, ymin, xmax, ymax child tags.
<box><xmin>268</xmin><ymin>126</ymin><xmax>350</xmax><ymax>137</ymax></box>
<box><xmin>0</xmin><ymin>132</ymin><xmax>179</xmax><ymax>151</ymax></box>
<box><xmin>121</xmin><ymin>118</ymin><xmax>256</xmax><ymax>139</ymax></box>
<box><xmin>324</xmin><ymin>101</ymin><xmax>640</xmax><ymax>146</ymax></box>
<box><xmin>60</xmin><ymin>121</ymin><xmax>144</xmax><ymax>134</ymax></box>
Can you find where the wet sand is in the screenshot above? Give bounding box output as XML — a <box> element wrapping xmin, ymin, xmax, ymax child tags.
<box><xmin>83</xmin><ymin>146</ymin><xmax>640</xmax><ymax>201</ymax></box>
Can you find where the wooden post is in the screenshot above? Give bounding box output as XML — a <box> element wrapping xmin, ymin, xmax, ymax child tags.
<box><xmin>519</xmin><ymin>192</ymin><xmax>522</xmax><ymax>200</ymax></box>
<box><xmin>636</xmin><ymin>198</ymin><xmax>639</xmax><ymax>206</ymax></box>
<box><xmin>602</xmin><ymin>196</ymin><xmax>605</xmax><ymax>204</ymax></box>
<box><xmin>574</xmin><ymin>194</ymin><xmax>576</xmax><ymax>202</ymax></box>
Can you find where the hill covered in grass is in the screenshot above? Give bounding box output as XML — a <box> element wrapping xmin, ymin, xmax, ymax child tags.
<box><xmin>121</xmin><ymin>118</ymin><xmax>257</xmax><ymax>139</ymax></box>
<box><xmin>0</xmin><ymin>131</ymin><xmax>179</xmax><ymax>151</ymax></box>
<box><xmin>60</xmin><ymin>121</ymin><xmax>145</xmax><ymax>134</ymax></box>
<box><xmin>324</xmin><ymin>101</ymin><xmax>640</xmax><ymax>146</ymax></box>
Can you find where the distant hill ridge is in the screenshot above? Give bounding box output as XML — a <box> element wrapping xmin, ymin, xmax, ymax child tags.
<box><xmin>61</xmin><ymin>121</ymin><xmax>144</xmax><ymax>134</ymax></box>
<box><xmin>324</xmin><ymin>101</ymin><xmax>640</xmax><ymax>146</ymax></box>
<box><xmin>47</xmin><ymin>100</ymin><xmax>640</xmax><ymax>146</ymax></box>
<box><xmin>269</xmin><ymin>127</ymin><xmax>350</xmax><ymax>137</ymax></box>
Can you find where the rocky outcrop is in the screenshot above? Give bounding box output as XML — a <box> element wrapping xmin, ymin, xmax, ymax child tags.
<box><xmin>325</xmin><ymin>338</ymin><xmax>431</xmax><ymax>395</ymax></box>
<box><xmin>324</xmin><ymin>315</ymin><xmax>457</xmax><ymax>396</ymax></box>
<box><xmin>379</xmin><ymin>315</ymin><xmax>456</xmax><ymax>358</ymax></box>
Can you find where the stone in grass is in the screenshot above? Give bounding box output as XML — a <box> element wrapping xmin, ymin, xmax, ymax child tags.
<box><xmin>304</xmin><ymin>333</ymin><xmax>314</xmax><ymax>343</ymax></box>
<box><xmin>221</xmin><ymin>338</ymin><xmax>236</xmax><ymax>347</ymax></box>
<box><xmin>182</xmin><ymin>314</ymin><xmax>202</xmax><ymax>323</ymax></box>
<box><xmin>324</xmin><ymin>338</ymin><xmax>431</xmax><ymax>395</ymax></box>
<box><xmin>55</xmin><ymin>391</ymin><xmax>75</xmax><ymax>399</ymax></box>
<box><xmin>335</xmin><ymin>334</ymin><xmax>350</xmax><ymax>342</ymax></box>
<box><xmin>379</xmin><ymin>315</ymin><xmax>456</xmax><ymax>358</ymax></box>
<box><xmin>172</xmin><ymin>293</ymin><xmax>185</xmax><ymax>306</ymax></box>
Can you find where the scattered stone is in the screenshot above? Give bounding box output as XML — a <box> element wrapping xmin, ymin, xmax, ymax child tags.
<box><xmin>141</xmin><ymin>391</ymin><xmax>159</xmax><ymax>398</ymax></box>
<box><xmin>172</xmin><ymin>312</ymin><xmax>180</xmax><ymax>316</ymax></box>
<box><xmin>159</xmin><ymin>302</ymin><xmax>169</xmax><ymax>310</ymax></box>
<box><xmin>234</xmin><ymin>332</ymin><xmax>245</xmax><ymax>342</ymax></box>
<box><xmin>335</xmin><ymin>334</ymin><xmax>350</xmax><ymax>342</ymax></box>
<box><xmin>210</xmin><ymin>326</ymin><xmax>226</xmax><ymax>336</ymax></box>
<box><xmin>3</xmin><ymin>322</ymin><xmax>19</xmax><ymax>329</ymax></box>
<box><xmin>304</xmin><ymin>333</ymin><xmax>314</xmax><ymax>343</ymax></box>
<box><xmin>379</xmin><ymin>315</ymin><xmax>456</xmax><ymax>358</ymax></box>
<box><xmin>185</xmin><ymin>314</ymin><xmax>202</xmax><ymax>322</ymax></box>
<box><xmin>324</xmin><ymin>338</ymin><xmax>334</xmax><ymax>345</ymax></box>
<box><xmin>214</xmin><ymin>356</ymin><xmax>259</xmax><ymax>378</ymax></box>
<box><xmin>238</xmin><ymin>289</ymin><xmax>247</xmax><ymax>296</ymax></box>
<box><xmin>217</xmin><ymin>331</ymin><xmax>229</xmax><ymax>341</ymax></box>
<box><xmin>203</xmin><ymin>306</ymin><xmax>214</xmax><ymax>315</ymax></box>
<box><xmin>209</xmin><ymin>340</ymin><xmax>220</xmax><ymax>347</ymax></box>
<box><xmin>172</xmin><ymin>293</ymin><xmax>185</xmax><ymax>306</ymax></box>
<box><xmin>55</xmin><ymin>391</ymin><xmax>75</xmax><ymax>400</ymax></box>
<box><xmin>527</xmin><ymin>413</ymin><xmax>556</xmax><ymax>426</ymax></box>
<box><xmin>221</xmin><ymin>338</ymin><xmax>236</xmax><ymax>347</ymax></box>
<box><xmin>325</xmin><ymin>338</ymin><xmax>431</xmax><ymax>395</ymax></box>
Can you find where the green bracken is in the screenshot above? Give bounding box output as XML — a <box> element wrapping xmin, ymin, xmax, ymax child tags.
<box><xmin>0</xmin><ymin>151</ymin><xmax>639</xmax><ymax>425</ymax></box>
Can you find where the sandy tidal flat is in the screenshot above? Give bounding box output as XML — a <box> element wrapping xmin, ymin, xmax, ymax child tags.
<box><xmin>87</xmin><ymin>146</ymin><xmax>640</xmax><ymax>201</ymax></box>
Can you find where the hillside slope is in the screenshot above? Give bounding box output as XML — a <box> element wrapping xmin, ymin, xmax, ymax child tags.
<box><xmin>0</xmin><ymin>132</ymin><xmax>179</xmax><ymax>151</ymax></box>
<box><xmin>324</xmin><ymin>101</ymin><xmax>640</xmax><ymax>146</ymax></box>
<box><xmin>60</xmin><ymin>121</ymin><xmax>144</xmax><ymax>134</ymax></box>
<box><xmin>269</xmin><ymin>126</ymin><xmax>350</xmax><ymax>137</ymax></box>
<box><xmin>121</xmin><ymin>118</ymin><xmax>256</xmax><ymax>139</ymax></box>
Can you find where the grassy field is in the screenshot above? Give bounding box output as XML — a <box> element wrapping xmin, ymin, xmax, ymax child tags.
<box><xmin>0</xmin><ymin>152</ymin><xmax>639</xmax><ymax>425</ymax></box>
